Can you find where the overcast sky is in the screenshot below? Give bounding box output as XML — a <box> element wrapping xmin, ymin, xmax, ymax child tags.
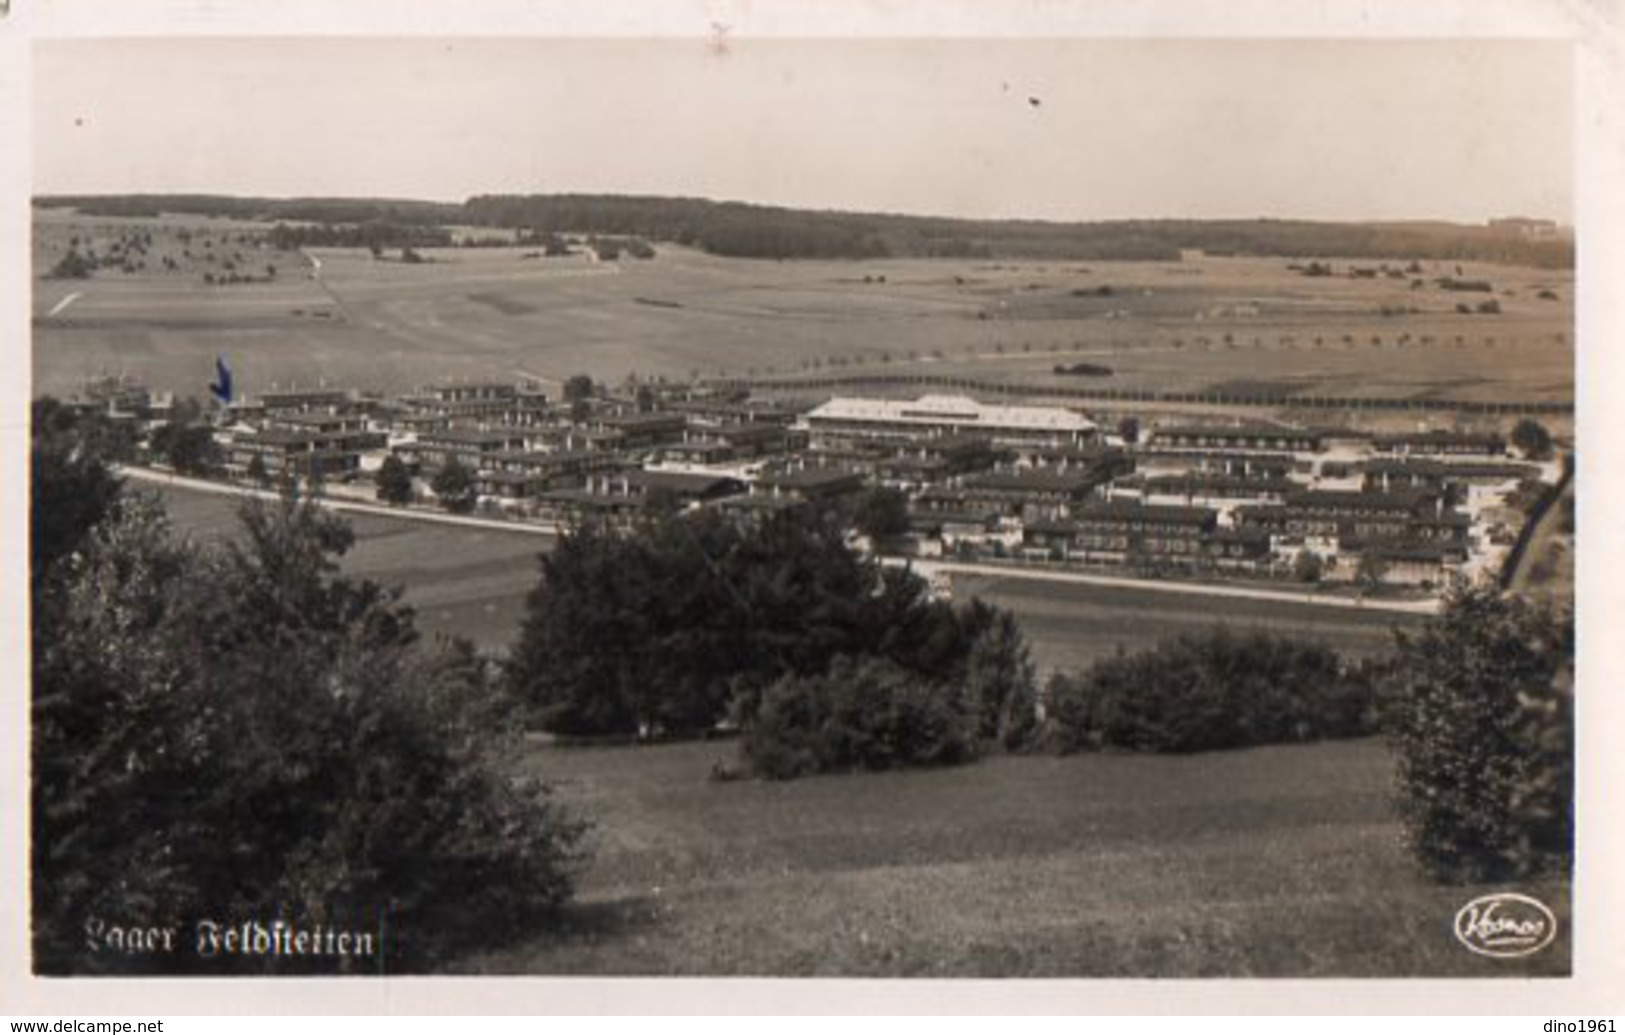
<box><xmin>32</xmin><ymin>38</ymin><xmax>1572</xmax><ymax>223</ymax></box>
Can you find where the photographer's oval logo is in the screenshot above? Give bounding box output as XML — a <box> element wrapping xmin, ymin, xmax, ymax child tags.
<box><xmin>1454</xmin><ymin>893</ymin><xmax>1557</xmax><ymax>958</ymax></box>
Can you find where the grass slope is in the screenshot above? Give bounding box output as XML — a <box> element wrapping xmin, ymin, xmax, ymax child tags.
<box><xmin>462</xmin><ymin>738</ymin><xmax>1568</xmax><ymax>976</ymax></box>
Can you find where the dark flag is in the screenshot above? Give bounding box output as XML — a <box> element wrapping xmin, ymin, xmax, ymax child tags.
<box><xmin>209</xmin><ymin>356</ymin><xmax>234</xmax><ymax>405</ymax></box>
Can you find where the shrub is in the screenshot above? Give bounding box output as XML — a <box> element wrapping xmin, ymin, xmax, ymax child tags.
<box><xmin>375</xmin><ymin>453</ymin><xmax>413</xmax><ymax>505</ymax></box>
<box><xmin>1042</xmin><ymin>627</ymin><xmax>1376</xmax><ymax>754</ymax></box>
<box><xmin>1384</xmin><ymin>588</ymin><xmax>1572</xmax><ymax>882</ymax></box>
<box><xmin>741</xmin><ymin>655</ymin><xmax>978</xmax><ymax>779</ymax></box>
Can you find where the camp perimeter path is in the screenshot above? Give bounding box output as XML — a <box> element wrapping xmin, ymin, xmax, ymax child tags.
<box><xmin>120</xmin><ymin>465</ymin><xmax>1439</xmax><ymax>616</ymax></box>
<box><xmin>116</xmin><ymin>465</ymin><xmax>561</xmax><ymax>537</ymax></box>
<box><xmin>894</xmin><ymin>559</ymin><xmax>1441</xmax><ymax>616</ymax></box>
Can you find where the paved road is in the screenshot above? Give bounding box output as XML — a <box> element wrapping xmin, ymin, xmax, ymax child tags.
<box><xmin>117</xmin><ymin>465</ymin><xmax>560</xmax><ymax>536</ymax></box>
<box><xmin>888</xmin><ymin>558</ymin><xmax>1441</xmax><ymax>615</ymax></box>
<box><xmin>46</xmin><ymin>291</ymin><xmax>83</xmax><ymax>318</ymax></box>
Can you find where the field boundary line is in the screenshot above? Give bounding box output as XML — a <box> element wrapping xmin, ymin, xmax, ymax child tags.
<box><xmin>115</xmin><ymin>465</ymin><xmax>561</xmax><ymax>536</ymax></box>
<box><xmin>889</xmin><ymin>557</ymin><xmax>1442</xmax><ymax>615</ymax></box>
<box><xmin>46</xmin><ymin>290</ymin><xmax>82</xmax><ymax>317</ymax></box>
<box><xmin>711</xmin><ymin>372</ymin><xmax>1573</xmax><ymax>417</ymax></box>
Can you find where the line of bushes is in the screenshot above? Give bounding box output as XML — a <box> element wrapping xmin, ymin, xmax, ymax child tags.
<box><xmin>1040</xmin><ymin>629</ymin><xmax>1382</xmax><ymax>754</ymax></box>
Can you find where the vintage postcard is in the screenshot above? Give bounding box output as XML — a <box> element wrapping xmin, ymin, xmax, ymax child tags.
<box><xmin>2</xmin><ymin>0</ymin><xmax>1622</xmax><ymax>1016</ymax></box>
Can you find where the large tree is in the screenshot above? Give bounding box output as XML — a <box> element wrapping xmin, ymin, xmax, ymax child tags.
<box><xmin>149</xmin><ymin>422</ymin><xmax>220</xmax><ymax>477</ymax></box>
<box><xmin>561</xmin><ymin>375</ymin><xmax>595</xmax><ymax>404</ymax></box>
<box><xmin>1510</xmin><ymin>419</ymin><xmax>1554</xmax><ymax>460</ymax></box>
<box><xmin>851</xmin><ymin>486</ymin><xmax>910</xmax><ymax>547</ymax></box>
<box><xmin>1385</xmin><ymin>588</ymin><xmax>1573</xmax><ymax>881</ymax></box>
<box><xmin>31</xmin><ymin>456</ymin><xmax>586</xmax><ymax>973</ymax></box>
<box><xmin>508</xmin><ymin>506</ymin><xmax>977</xmax><ymax>739</ymax></box>
<box><xmin>509</xmin><ymin>511</ymin><xmax>771</xmax><ymax>736</ymax></box>
<box><xmin>430</xmin><ymin>456</ymin><xmax>476</xmax><ymax>513</ymax></box>
<box><xmin>375</xmin><ymin>453</ymin><xmax>413</xmax><ymax>506</ymax></box>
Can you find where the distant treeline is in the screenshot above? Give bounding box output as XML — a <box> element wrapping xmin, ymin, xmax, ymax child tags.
<box><xmin>265</xmin><ymin>222</ymin><xmax>454</xmax><ymax>250</ymax></box>
<box><xmin>42</xmin><ymin>194</ymin><xmax>460</xmax><ymax>225</ymax></box>
<box><xmin>34</xmin><ymin>193</ymin><xmax>1575</xmax><ymax>268</ymax></box>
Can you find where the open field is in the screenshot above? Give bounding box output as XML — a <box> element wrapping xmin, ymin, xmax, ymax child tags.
<box><xmin>152</xmin><ymin>484</ymin><xmax>1416</xmax><ymax>669</ymax></box>
<box><xmin>153</xmin><ymin>485</ymin><xmax>553</xmax><ymax>649</ymax></box>
<box><xmin>455</xmin><ymin>736</ymin><xmax>1569</xmax><ymax>976</ymax></box>
<box><xmin>34</xmin><ymin>211</ymin><xmax>1571</xmax><ymax>413</ymax></box>
<box><xmin>951</xmin><ymin>572</ymin><xmax>1417</xmax><ymax>675</ymax></box>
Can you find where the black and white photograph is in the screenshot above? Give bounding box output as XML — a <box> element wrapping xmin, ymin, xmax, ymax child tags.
<box><xmin>5</xmin><ymin>0</ymin><xmax>1623</xmax><ymax>1015</ymax></box>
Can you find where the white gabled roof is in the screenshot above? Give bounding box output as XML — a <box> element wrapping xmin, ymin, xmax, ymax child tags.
<box><xmin>808</xmin><ymin>394</ymin><xmax>1095</xmax><ymax>433</ymax></box>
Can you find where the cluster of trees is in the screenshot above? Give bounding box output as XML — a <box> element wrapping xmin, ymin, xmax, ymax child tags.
<box><xmin>202</xmin><ymin>265</ymin><xmax>278</xmax><ymax>287</ymax></box>
<box><xmin>30</xmin><ymin>406</ymin><xmax>586</xmax><ymax>973</ymax></box>
<box><xmin>147</xmin><ymin>399</ymin><xmax>221</xmax><ymax>476</ymax></box>
<box><xmin>467</xmin><ymin>195</ymin><xmax>883</xmax><ymax>259</ymax></box>
<box><xmin>46</xmin><ymin>249</ymin><xmax>96</xmax><ymax>279</ymax></box>
<box><xmin>507</xmin><ymin>508</ymin><xmax>1039</xmax><ymax>769</ymax></box>
<box><xmin>461</xmin><ymin>197</ymin><xmax>1575</xmax><ymax>266</ymax></box>
<box><xmin>38</xmin><ymin>195</ymin><xmax>460</xmax><ymax>225</ymax></box>
<box><xmin>267</xmin><ymin>221</ymin><xmax>453</xmax><ymax>252</ymax></box>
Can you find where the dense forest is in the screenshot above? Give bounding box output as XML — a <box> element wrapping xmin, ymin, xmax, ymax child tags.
<box><xmin>35</xmin><ymin>193</ymin><xmax>1574</xmax><ymax>267</ymax></box>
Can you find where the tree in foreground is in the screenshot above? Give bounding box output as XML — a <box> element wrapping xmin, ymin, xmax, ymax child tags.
<box><xmin>31</xmin><ymin>462</ymin><xmax>587</xmax><ymax>973</ymax></box>
<box><xmin>375</xmin><ymin>453</ymin><xmax>414</xmax><ymax>506</ymax></box>
<box><xmin>1384</xmin><ymin>587</ymin><xmax>1572</xmax><ymax>882</ymax></box>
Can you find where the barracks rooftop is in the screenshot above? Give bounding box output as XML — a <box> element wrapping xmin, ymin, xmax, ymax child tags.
<box><xmin>805</xmin><ymin>395</ymin><xmax>1097</xmax><ymax>443</ymax></box>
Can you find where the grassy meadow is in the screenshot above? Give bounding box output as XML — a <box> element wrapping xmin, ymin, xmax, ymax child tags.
<box><xmin>457</xmin><ymin>737</ymin><xmax>1569</xmax><ymax>977</ymax></box>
